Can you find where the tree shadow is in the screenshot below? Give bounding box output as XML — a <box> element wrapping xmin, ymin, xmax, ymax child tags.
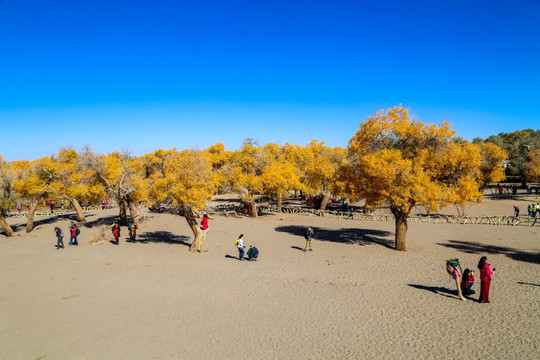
<box><xmin>274</xmin><ymin>225</ymin><xmax>394</xmax><ymax>249</ymax></box>
<box><xmin>135</xmin><ymin>231</ymin><xmax>191</xmax><ymax>246</ymax></box>
<box><xmin>407</xmin><ymin>284</ymin><xmax>461</xmax><ymax>300</ymax></box>
<box><xmin>437</xmin><ymin>240</ymin><xmax>540</xmax><ymax>265</ymax></box>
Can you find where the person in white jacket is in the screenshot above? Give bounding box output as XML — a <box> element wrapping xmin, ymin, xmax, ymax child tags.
<box><xmin>235</xmin><ymin>234</ymin><xmax>245</xmax><ymax>260</ymax></box>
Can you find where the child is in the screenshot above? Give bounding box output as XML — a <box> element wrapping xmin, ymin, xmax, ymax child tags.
<box><xmin>460</xmin><ymin>268</ymin><xmax>475</xmax><ymax>295</ymax></box>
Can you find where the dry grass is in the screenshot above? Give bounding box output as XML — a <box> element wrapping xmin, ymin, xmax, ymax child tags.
<box><xmin>89</xmin><ymin>224</ymin><xmax>111</xmax><ymax>244</ymax></box>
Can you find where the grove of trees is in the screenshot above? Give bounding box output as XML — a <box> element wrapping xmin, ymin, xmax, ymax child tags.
<box><xmin>2</xmin><ymin>106</ymin><xmax>536</xmax><ymax>251</ymax></box>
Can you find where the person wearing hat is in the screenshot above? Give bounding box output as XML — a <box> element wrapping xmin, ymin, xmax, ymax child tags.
<box><xmin>247</xmin><ymin>244</ymin><xmax>259</xmax><ymax>261</ymax></box>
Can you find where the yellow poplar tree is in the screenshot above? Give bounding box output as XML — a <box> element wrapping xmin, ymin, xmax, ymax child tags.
<box><xmin>146</xmin><ymin>149</ymin><xmax>216</xmax><ymax>252</ymax></box>
<box><xmin>525</xmin><ymin>150</ymin><xmax>540</xmax><ymax>183</ymax></box>
<box><xmin>83</xmin><ymin>151</ymin><xmax>145</xmax><ymax>227</ymax></box>
<box><xmin>226</xmin><ymin>139</ymin><xmax>265</xmax><ymax>217</ymax></box>
<box><xmin>12</xmin><ymin>157</ymin><xmax>59</xmax><ymax>233</ymax></box>
<box><xmin>342</xmin><ymin>106</ymin><xmax>489</xmax><ymax>251</ymax></box>
<box><xmin>301</xmin><ymin>140</ymin><xmax>346</xmax><ymax>210</ymax></box>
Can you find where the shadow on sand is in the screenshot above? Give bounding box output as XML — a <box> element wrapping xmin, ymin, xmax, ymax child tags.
<box><xmin>407</xmin><ymin>284</ymin><xmax>470</xmax><ymax>300</ymax></box>
<box><xmin>437</xmin><ymin>240</ymin><xmax>540</xmax><ymax>265</ymax></box>
<box><xmin>275</xmin><ymin>225</ymin><xmax>394</xmax><ymax>249</ymax></box>
<box><xmin>135</xmin><ymin>231</ymin><xmax>191</xmax><ymax>246</ymax></box>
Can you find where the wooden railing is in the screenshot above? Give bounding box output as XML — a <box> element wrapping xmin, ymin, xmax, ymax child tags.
<box><xmin>254</xmin><ymin>205</ymin><xmax>539</xmax><ymax>227</ymax></box>
<box><xmin>5</xmin><ymin>205</ymin><xmax>117</xmax><ymax>218</ymax></box>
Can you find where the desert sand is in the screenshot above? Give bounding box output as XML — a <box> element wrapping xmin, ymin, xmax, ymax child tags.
<box><xmin>1</xmin><ymin>195</ymin><xmax>539</xmax><ymax>360</ymax></box>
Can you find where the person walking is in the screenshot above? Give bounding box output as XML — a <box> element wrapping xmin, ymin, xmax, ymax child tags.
<box><xmin>128</xmin><ymin>222</ymin><xmax>137</xmax><ymax>242</ymax></box>
<box><xmin>513</xmin><ymin>205</ymin><xmax>520</xmax><ymax>218</ymax></box>
<box><xmin>55</xmin><ymin>226</ymin><xmax>65</xmax><ymax>249</ymax></box>
<box><xmin>478</xmin><ymin>256</ymin><xmax>494</xmax><ymax>303</ymax></box>
<box><xmin>112</xmin><ymin>222</ymin><xmax>121</xmax><ymax>245</ymax></box>
<box><xmin>235</xmin><ymin>234</ymin><xmax>245</xmax><ymax>260</ymax></box>
<box><xmin>69</xmin><ymin>221</ymin><xmax>79</xmax><ymax>246</ymax></box>
<box><xmin>304</xmin><ymin>227</ymin><xmax>314</xmax><ymax>252</ymax></box>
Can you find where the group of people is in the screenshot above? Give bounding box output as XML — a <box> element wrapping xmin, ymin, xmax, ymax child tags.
<box><xmin>459</xmin><ymin>256</ymin><xmax>495</xmax><ymax>303</ymax></box>
<box><xmin>235</xmin><ymin>234</ymin><xmax>259</xmax><ymax>261</ymax></box>
<box><xmin>527</xmin><ymin>203</ymin><xmax>539</xmax><ymax>218</ymax></box>
<box><xmin>54</xmin><ymin>220</ymin><xmax>137</xmax><ymax>248</ymax></box>
<box><xmin>54</xmin><ymin>221</ymin><xmax>80</xmax><ymax>249</ymax></box>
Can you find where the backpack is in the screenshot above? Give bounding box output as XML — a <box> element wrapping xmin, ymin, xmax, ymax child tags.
<box><xmin>75</xmin><ymin>227</ymin><xmax>80</xmax><ymax>236</ymax></box>
<box><xmin>446</xmin><ymin>258</ymin><xmax>462</xmax><ymax>275</ymax></box>
<box><xmin>235</xmin><ymin>239</ymin><xmax>240</xmax><ymax>246</ymax></box>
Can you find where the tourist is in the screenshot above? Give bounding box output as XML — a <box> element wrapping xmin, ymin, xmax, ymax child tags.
<box><xmin>247</xmin><ymin>244</ymin><xmax>259</xmax><ymax>261</ymax></box>
<box><xmin>235</xmin><ymin>234</ymin><xmax>245</xmax><ymax>260</ymax></box>
<box><xmin>69</xmin><ymin>221</ymin><xmax>79</xmax><ymax>246</ymax></box>
<box><xmin>54</xmin><ymin>226</ymin><xmax>65</xmax><ymax>249</ymax></box>
<box><xmin>513</xmin><ymin>205</ymin><xmax>519</xmax><ymax>218</ymax></box>
<box><xmin>304</xmin><ymin>227</ymin><xmax>314</xmax><ymax>252</ymax></box>
<box><xmin>128</xmin><ymin>222</ymin><xmax>137</xmax><ymax>242</ymax></box>
<box><xmin>460</xmin><ymin>268</ymin><xmax>475</xmax><ymax>295</ymax></box>
<box><xmin>112</xmin><ymin>222</ymin><xmax>121</xmax><ymax>245</ymax></box>
<box><xmin>478</xmin><ymin>256</ymin><xmax>494</xmax><ymax>303</ymax></box>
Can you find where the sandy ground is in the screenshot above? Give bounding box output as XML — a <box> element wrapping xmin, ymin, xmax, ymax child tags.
<box><xmin>1</xmin><ymin>195</ymin><xmax>539</xmax><ymax>360</ymax></box>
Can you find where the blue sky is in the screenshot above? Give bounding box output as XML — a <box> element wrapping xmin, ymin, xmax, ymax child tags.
<box><xmin>1</xmin><ymin>0</ymin><xmax>539</xmax><ymax>161</ymax></box>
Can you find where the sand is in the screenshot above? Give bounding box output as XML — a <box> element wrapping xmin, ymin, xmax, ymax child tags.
<box><xmin>1</xmin><ymin>195</ymin><xmax>539</xmax><ymax>360</ymax></box>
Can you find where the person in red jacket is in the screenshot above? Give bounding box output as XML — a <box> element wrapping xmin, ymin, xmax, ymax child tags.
<box><xmin>112</xmin><ymin>222</ymin><xmax>121</xmax><ymax>245</ymax></box>
<box><xmin>201</xmin><ymin>213</ymin><xmax>209</xmax><ymax>231</ymax></box>
<box><xmin>478</xmin><ymin>256</ymin><xmax>494</xmax><ymax>303</ymax></box>
<box><xmin>460</xmin><ymin>268</ymin><xmax>475</xmax><ymax>295</ymax></box>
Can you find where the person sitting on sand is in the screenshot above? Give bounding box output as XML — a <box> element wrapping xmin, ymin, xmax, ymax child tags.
<box><xmin>246</xmin><ymin>245</ymin><xmax>259</xmax><ymax>261</ymax></box>
<box><xmin>460</xmin><ymin>268</ymin><xmax>475</xmax><ymax>295</ymax></box>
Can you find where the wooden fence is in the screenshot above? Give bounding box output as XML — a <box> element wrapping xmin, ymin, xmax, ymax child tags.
<box><xmin>241</xmin><ymin>205</ymin><xmax>538</xmax><ymax>227</ymax></box>
<box><xmin>5</xmin><ymin>205</ymin><xmax>117</xmax><ymax>218</ymax></box>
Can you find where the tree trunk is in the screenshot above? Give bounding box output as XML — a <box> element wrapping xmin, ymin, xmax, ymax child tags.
<box><xmin>26</xmin><ymin>198</ymin><xmax>40</xmax><ymax>233</ymax></box>
<box><xmin>276</xmin><ymin>194</ymin><xmax>283</xmax><ymax>213</ymax></box>
<box><xmin>248</xmin><ymin>198</ymin><xmax>258</xmax><ymax>218</ymax></box>
<box><xmin>127</xmin><ymin>198</ymin><xmax>139</xmax><ymax>228</ymax></box>
<box><xmin>183</xmin><ymin>205</ymin><xmax>205</xmax><ymax>252</ymax></box>
<box><xmin>119</xmin><ymin>200</ymin><xmax>128</xmax><ymax>225</ymax></box>
<box><xmin>67</xmin><ymin>197</ymin><xmax>86</xmax><ymax>222</ymax></box>
<box><xmin>391</xmin><ymin>205</ymin><xmax>408</xmax><ymax>251</ymax></box>
<box><xmin>0</xmin><ymin>213</ymin><xmax>14</xmax><ymax>237</ymax></box>
<box><xmin>319</xmin><ymin>192</ymin><xmax>330</xmax><ymax>211</ymax></box>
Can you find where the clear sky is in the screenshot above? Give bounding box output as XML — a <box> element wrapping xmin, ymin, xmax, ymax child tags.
<box><xmin>1</xmin><ymin>0</ymin><xmax>539</xmax><ymax>161</ymax></box>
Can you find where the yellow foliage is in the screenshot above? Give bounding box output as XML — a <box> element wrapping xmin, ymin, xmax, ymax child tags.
<box><xmin>525</xmin><ymin>150</ymin><xmax>540</xmax><ymax>182</ymax></box>
<box><xmin>147</xmin><ymin>149</ymin><xmax>216</xmax><ymax>209</ymax></box>
<box><xmin>342</xmin><ymin>106</ymin><xmax>488</xmax><ymax>216</ymax></box>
